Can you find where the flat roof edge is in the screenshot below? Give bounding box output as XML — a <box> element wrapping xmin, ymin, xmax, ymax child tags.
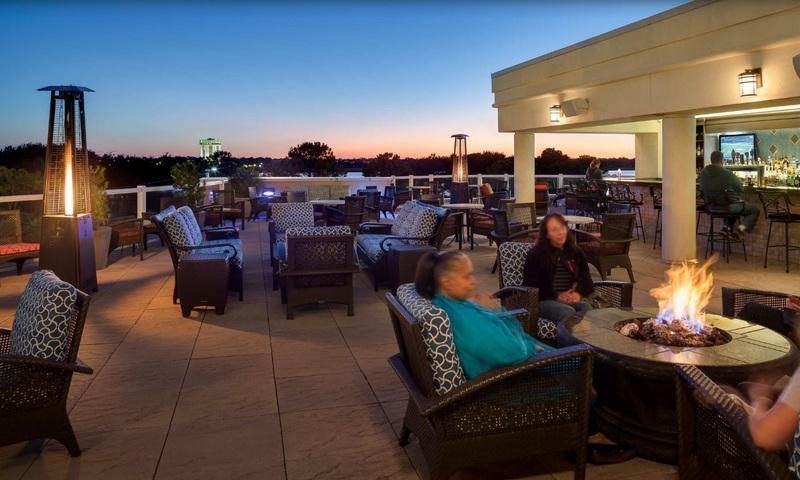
<box><xmin>491</xmin><ymin>0</ymin><xmax>713</xmax><ymax>79</ymax></box>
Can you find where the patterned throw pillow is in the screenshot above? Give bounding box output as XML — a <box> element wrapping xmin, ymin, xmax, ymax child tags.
<box><xmin>271</xmin><ymin>203</ymin><xmax>315</xmax><ymax>233</ymax></box>
<box><xmin>408</xmin><ymin>207</ymin><xmax>439</xmax><ymax>240</ymax></box>
<box><xmin>397</xmin><ymin>283</ymin><xmax>466</xmax><ymax>395</ymax></box>
<box><xmin>498</xmin><ymin>242</ymin><xmax>534</xmax><ymax>287</ymax></box>
<box><xmin>176</xmin><ymin>206</ymin><xmax>203</xmax><ymax>245</ymax></box>
<box><xmin>10</xmin><ymin>270</ymin><xmax>78</xmax><ymax>362</ymax></box>
<box><xmin>390</xmin><ymin>201</ymin><xmax>416</xmax><ymax>236</ymax></box>
<box><xmin>538</xmin><ymin>318</ymin><xmax>558</xmax><ymax>340</ymax></box>
<box><xmin>152</xmin><ymin>205</ymin><xmax>177</xmax><ymax>223</ymax></box>
<box><xmin>162</xmin><ymin>212</ymin><xmax>197</xmax><ymax>248</ymax></box>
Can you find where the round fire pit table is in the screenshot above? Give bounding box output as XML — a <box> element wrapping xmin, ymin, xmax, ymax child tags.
<box><xmin>558</xmin><ymin>307</ymin><xmax>799</xmax><ymax>463</ymax></box>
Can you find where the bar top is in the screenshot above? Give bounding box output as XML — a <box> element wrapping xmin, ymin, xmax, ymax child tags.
<box><xmin>601</xmin><ymin>177</ymin><xmax>800</xmax><ymax>191</ymax></box>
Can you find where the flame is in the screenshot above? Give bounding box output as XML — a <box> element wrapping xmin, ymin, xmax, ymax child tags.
<box><xmin>64</xmin><ymin>148</ymin><xmax>74</xmax><ymax>216</ymax></box>
<box><xmin>649</xmin><ymin>255</ymin><xmax>717</xmax><ymax>332</ymax></box>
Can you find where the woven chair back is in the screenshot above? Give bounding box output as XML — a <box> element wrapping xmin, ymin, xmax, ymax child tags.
<box><xmin>385</xmin><ymin>292</ymin><xmax>438</xmax><ymax>398</ymax></box>
<box><xmin>0</xmin><ymin>210</ymin><xmax>22</xmax><ymax>244</ymax></box>
<box><xmin>600</xmin><ymin>213</ymin><xmax>635</xmax><ymax>254</ymax></box>
<box><xmin>343</xmin><ymin>195</ymin><xmax>366</xmax><ymax>213</ymax></box>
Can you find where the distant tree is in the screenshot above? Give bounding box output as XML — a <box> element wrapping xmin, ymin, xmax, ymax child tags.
<box><xmin>287</xmin><ymin>142</ymin><xmax>343</xmax><ymax>177</ymax></box>
<box><xmin>207</xmin><ymin>150</ymin><xmax>236</xmax><ymax>176</ymax></box>
<box><xmin>362</xmin><ymin>152</ymin><xmax>412</xmax><ymax>177</ymax></box>
<box><xmin>170</xmin><ymin>161</ymin><xmax>204</xmax><ymax>207</ymax></box>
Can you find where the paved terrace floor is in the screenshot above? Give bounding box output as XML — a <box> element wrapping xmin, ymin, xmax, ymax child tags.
<box><xmin>1</xmin><ymin>219</ymin><xmax>798</xmax><ymax>480</ymax></box>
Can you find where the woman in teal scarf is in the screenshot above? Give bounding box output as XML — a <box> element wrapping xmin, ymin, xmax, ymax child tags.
<box><xmin>415</xmin><ymin>250</ymin><xmax>552</xmax><ymax>379</ymax></box>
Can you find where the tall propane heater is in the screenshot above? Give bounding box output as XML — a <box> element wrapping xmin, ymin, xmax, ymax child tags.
<box><xmin>450</xmin><ymin>134</ymin><xmax>469</xmax><ymax>203</ymax></box>
<box><xmin>38</xmin><ymin>85</ymin><xmax>97</xmax><ymax>292</ymax></box>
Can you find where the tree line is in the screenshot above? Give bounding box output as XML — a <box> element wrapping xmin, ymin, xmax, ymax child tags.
<box><xmin>0</xmin><ymin>142</ymin><xmax>634</xmax><ymax>190</ymax></box>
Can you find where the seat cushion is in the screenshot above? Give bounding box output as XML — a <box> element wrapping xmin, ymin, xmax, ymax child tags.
<box><xmin>115</xmin><ymin>227</ymin><xmax>140</xmax><ymax>241</ymax></box>
<box><xmin>285</xmin><ymin>225</ymin><xmax>352</xmax><ymax>237</ymax></box>
<box><xmin>271</xmin><ymin>203</ymin><xmax>315</xmax><ymax>233</ymax></box>
<box><xmin>196</xmin><ymin>239</ymin><xmax>243</xmax><ymax>268</ymax></box>
<box><xmin>0</xmin><ymin>243</ymin><xmax>40</xmax><ymax>256</ymax></box>
<box><xmin>498</xmin><ymin>242</ymin><xmax>533</xmax><ymax>287</ymax></box>
<box><xmin>176</xmin><ymin>206</ymin><xmax>203</xmax><ymax>245</ymax></box>
<box><xmin>357</xmin><ymin>234</ymin><xmax>391</xmax><ymax>262</ymax></box>
<box><xmin>10</xmin><ymin>270</ymin><xmax>78</xmax><ymax>362</ymax></box>
<box><xmin>396</xmin><ymin>284</ymin><xmax>466</xmax><ymax>395</ymax></box>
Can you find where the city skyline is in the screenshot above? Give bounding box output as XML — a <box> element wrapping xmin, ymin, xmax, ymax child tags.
<box><xmin>0</xmin><ymin>1</ymin><xmax>680</xmax><ymax>159</ymax></box>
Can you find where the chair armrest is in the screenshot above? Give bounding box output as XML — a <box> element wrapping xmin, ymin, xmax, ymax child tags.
<box><xmin>108</xmin><ymin>217</ymin><xmax>143</xmax><ymax>229</ymax></box>
<box><xmin>359</xmin><ymin>223</ymin><xmax>392</xmax><ymax>234</ymax></box>
<box><xmin>0</xmin><ymin>354</ymin><xmax>93</xmax><ymax>375</ymax></box>
<box><xmin>204</xmin><ymin>226</ymin><xmax>239</xmax><ymax>240</ymax></box>
<box><xmin>572</xmin><ymin>229</ymin><xmax>599</xmax><ymax>243</ymax></box>
<box><xmin>280</xmin><ymin>266</ymin><xmax>361</xmax><ymax>276</ymax></box>
<box><xmin>419</xmin><ymin>344</ymin><xmax>594</xmax><ymax>417</ymax></box>
<box><xmin>177</xmin><ymin>243</ymin><xmax>236</xmax><ymax>258</ymax></box>
<box><xmin>379</xmin><ymin>236</ymin><xmax>427</xmax><ymax>251</ymax></box>
<box><xmin>493</xmin><ymin>286</ymin><xmax>539</xmax><ymax>335</ymax></box>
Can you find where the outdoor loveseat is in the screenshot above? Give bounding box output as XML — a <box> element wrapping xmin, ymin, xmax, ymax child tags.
<box><xmin>152</xmin><ymin>205</ymin><xmax>243</xmax><ymax>302</ymax></box>
<box><xmin>357</xmin><ymin>201</ymin><xmax>458</xmax><ymax>290</ymax></box>
<box><xmin>0</xmin><ymin>209</ymin><xmax>39</xmax><ymax>275</ymax></box>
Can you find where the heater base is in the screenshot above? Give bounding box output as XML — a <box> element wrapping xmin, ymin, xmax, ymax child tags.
<box><xmin>39</xmin><ymin>214</ymin><xmax>98</xmax><ymax>293</ymax></box>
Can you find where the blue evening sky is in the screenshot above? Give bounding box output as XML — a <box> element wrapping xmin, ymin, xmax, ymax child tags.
<box><xmin>0</xmin><ymin>1</ymin><xmax>683</xmax><ymax>158</ymax></box>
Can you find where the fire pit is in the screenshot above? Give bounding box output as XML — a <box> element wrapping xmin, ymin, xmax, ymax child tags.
<box><xmin>558</xmin><ymin>258</ymin><xmax>799</xmax><ymax>463</ymax></box>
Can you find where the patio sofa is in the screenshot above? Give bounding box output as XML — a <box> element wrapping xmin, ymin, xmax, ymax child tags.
<box><xmin>356</xmin><ymin>201</ymin><xmax>456</xmax><ymax>290</ymax></box>
<box><xmin>152</xmin><ymin>205</ymin><xmax>243</xmax><ymax>302</ymax></box>
<box><xmin>0</xmin><ymin>210</ymin><xmax>39</xmax><ymax>275</ymax></box>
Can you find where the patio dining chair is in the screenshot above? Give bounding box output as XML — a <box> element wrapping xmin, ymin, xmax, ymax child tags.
<box><xmin>574</xmin><ymin>213</ymin><xmax>636</xmax><ymax>282</ymax></box>
<box><xmin>489</xmin><ymin>208</ymin><xmax>536</xmax><ymax>273</ymax></box>
<box><xmin>325</xmin><ymin>195</ymin><xmax>366</xmax><ymax>232</ymax></box>
<box><xmin>211</xmin><ymin>189</ymin><xmax>246</xmax><ymax>231</ymax></box>
<box><xmin>1</xmin><ymin>270</ymin><xmax>93</xmax><ymax>456</ymax></box>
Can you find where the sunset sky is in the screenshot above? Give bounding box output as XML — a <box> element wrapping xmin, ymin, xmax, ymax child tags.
<box><xmin>0</xmin><ymin>1</ymin><xmax>680</xmax><ymax>159</ymax></box>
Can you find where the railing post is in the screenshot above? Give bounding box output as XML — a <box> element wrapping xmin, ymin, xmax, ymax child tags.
<box><xmin>409</xmin><ymin>174</ymin><xmax>414</xmax><ymax>187</ymax></box>
<box><xmin>391</xmin><ymin>175</ymin><xmax>396</xmax><ymax>186</ymax></box>
<box><xmin>558</xmin><ymin>173</ymin><xmax>564</xmax><ymax>189</ymax></box>
<box><xmin>136</xmin><ymin>185</ymin><xmax>146</xmax><ymax>218</ymax></box>
<box><xmin>477</xmin><ymin>173</ymin><xmax>483</xmax><ymax>186</ymax></box>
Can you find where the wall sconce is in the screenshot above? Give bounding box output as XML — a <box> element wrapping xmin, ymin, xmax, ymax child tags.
<box><xmin>450</xmin><ymin>134</ymin><xmax>469</xmax><ymax>203</ymax></box>
<box><xmin>738</xmin><ymin>68</ymin><xmax>762</xmax><ymax>97</ymax></box>
<box><xmin>549</xmin><ymin>105</ymin><xmax>561</xmax><ymax>122</ymax></box>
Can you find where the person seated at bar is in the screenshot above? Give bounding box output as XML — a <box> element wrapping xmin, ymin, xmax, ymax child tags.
<box><xmin>415</xmin><ymin>250</ymin><xmax>553</xmax><ymax>379</ymax></box>
<box><xmin>698</xmin><ymin>150</ymin><xmax>760</xmax><ymax>240</ymax></box>
<box><xmin>523</xmin><ymin>213</ymin><xmax>594</xmax><ymax>324</ymax></box>
<box><xmin>585</xmin><ymin>159</ymin><xmax>603</xmax><ymax>181</ymax></box>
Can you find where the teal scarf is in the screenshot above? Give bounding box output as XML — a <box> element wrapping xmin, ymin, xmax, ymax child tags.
<box><xmin>432</xmin><ymin>293</ymin><xmax>553</xmax><ymax>379</ymax></box>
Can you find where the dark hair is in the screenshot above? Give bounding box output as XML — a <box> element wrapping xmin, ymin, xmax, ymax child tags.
<box><xmin>710</xmin><ymin>150</ymin><xmax>723</xmax><ymax>164</ymax></box>
<box><xmin>414</xmin><ymin>250</ymin><xmax>467</xmax><ymax>299</ymax></box>
<box><xmin>533</xmin><ymin>213</ymin><xmax>578</xmax><ymax>260</ymax></box>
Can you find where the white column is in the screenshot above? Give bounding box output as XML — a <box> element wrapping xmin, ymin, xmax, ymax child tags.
<box><xmin>635</xmin><ymin>133</ymin><xmax>660</xmax><ymax>179</ymax></box>
<box><xmin>661</xmin><ymin>115</ymin><xmax>697</xmax><ymax>262</ymax></box>
<box><xmin>513</xmin><ymin>132</ymin><xmax>535</xmax><ymax>202</ymax></box>
<box><xmin>136</xmin><ymin>185</ymin><xmax>146</xmax><ymax>218</ymax></box>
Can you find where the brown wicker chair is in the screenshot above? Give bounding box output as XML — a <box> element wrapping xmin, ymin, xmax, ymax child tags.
<box><xmin>211</xmin><ymin>189</ymin><xmax>246</xmax><ymax>231</ymax></box>
<box><xmin>108</xmin><ymin>216</ymin><xmax>144</xmax><ymax>259</ymax></box>
<box><xmin>268</xmin><ymin>202</ymin><xmax>319</xmax><ymax>290</ymax></box>
<box><xmin>0</xmin><ymin>273</ymin><xmax>93</xmax><ymax>456</ymax></box>
<box><xmin>325</xmin><ymin>195</ymin><xmax>366</xmax><ymax>232</ymax></box>
<box><xmin>278</xmin><ymin>226</ymin><xmax>359</xmax><ymax>319</ymax></box>
<box><xmin>393</xmin><ymin>189</ymin><xmax>412</xmax><ymax>213</ymax></box>
<box><xmin>0</xmin><ymin>209</ymin><xmax>39</xmax><ymax>275</ymax></box>
<box><xmin>675</xmin><ymin>364</ymin><xmax>791</xmax><ymax>480</ymax></box>
<box><xmin>574</xmin><ymin>213</ymin><xmax>636</xmax><ymax>282</ymax></box>
<box><xmin>358</xmin><ymin>189</ymin><xmax>382</xmax><ymax>221</ymax></box>
<box><xmin>489</xmin><ymin>208</ymin><xmax>536</xmax><ymax>274</ymax></box>
<box><xmin>386</xmin><ymin>288</ymin><xmax>594</xmax><ymax>480</ymax></box>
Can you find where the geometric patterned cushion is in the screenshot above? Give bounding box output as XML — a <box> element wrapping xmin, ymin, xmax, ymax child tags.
<box><xmin>285</xmin><ymin>225</ymin><xmax>352</xmax><ymax>237</ymax></box>
<box><xmin>397</xmin><ymin>204</ymin><xmax>422</xmax><ymax>238</ymax></box>
<box><xmin>0</xmin><ymin>243</ymin><xmax>40</xmax><ymax>256</ymax></box>
<box><xmin>498</xmin><ymin>242</ymin><xmax>534</xmax><ymax>288</ymax></box>
<box><xmin>396</xmin><ymin>283</ymin><xmax>466</xmax><ymax>395</ymax></box>
<box><xmin>162</xmin><ymin>211</ymin><xmax>197</xmax><ymax>248</ymax></box>
<box><xmin>538</xmin><ymin>318</ymin><xmax>558</xmax><ymax>340</ymax></box>
<box><xmin>195</xmin><ymin>238</ymin><xmax>244</xmax><ymax>268</ymax></box>
<box><xmin>407</xmin><ymin>207</ymin><xmax>439</xmax><ymax>241</ymax></box>
<box><xmin>10</xmin><ymin>270</ymin><xmax>78</xmax><ymax>362</ymax></box>
<box><xmin>271</xmin><ymin>203</ymin><xmax>314</xmax><ymax>233</ymax></box>
<box><xmin>177</xmin><ymin>206</ymin><xmax>203</xmax><ymax>245</ymax></box>
<box><xmin>391</xmin><ymin>201</ymin><xmax>416</xmax><ymax>236</ymax></box>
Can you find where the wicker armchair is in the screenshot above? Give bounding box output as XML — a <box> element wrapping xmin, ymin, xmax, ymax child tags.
<box><xmin>108</xmin><ymin>216</ymin><xmax>144</xmax><ymax>259</ymax></box>
<box><xmin>277</xmin><ymin>226</ymin><xmax>359</xmax><ymax>319</ymax></box>
<box><xmin>497</xmin><ymin>241</ymin><xmax>633</xmax><ymax>343</ymax></box>
<box><xmin>393</xmin><ymin>189</ymin><xmax>412</xmax><ymax>213</ymax></box>
<box><xmin>1</xmin><ymin>271</ymin><xmax>93</xmax><ymax>456</ymax></box>
<box><xmin>0</xmin><ymin>209</ymin><xmax>39</xmax><ymax>274</ymax></box>
<box><xmin>211</xmin><ymin>189</ymin><xmax>246</xmax><ymax>231</ymax></box>
<box><xmin>574</xmin><ymin>213</ymin><xmax>636</xmax><ymax>282</ymax></box>
<box><xmin>358</xmin><ymin>189</ymin><xmax>382</xmax><ymax>221</ymax></box>
<box><xmin>325</xmin><ymin>196</ymin><xmax>366</xmax><ymax>232</ymax></box>
<box><xmin>268</xmin><ymin>202</ymin><xmax>318</xmax><ymax>290</ymax></box>
<box><xmin>489</xmin><ymin>208</ymin><xmax>536</xmax><ymax>273</ymax></box>
<box><xmin>675</xmin><ymin>364</ymin><xmax>791</xmax><ymax>480</ymax></box>
<box><xmin>386</xmin><ymin>288</ymin><xmax>594</xmax><ymax>480</ymax></box>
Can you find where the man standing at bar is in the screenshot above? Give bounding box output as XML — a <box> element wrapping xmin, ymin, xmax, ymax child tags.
<box><xmin>698</xmin><ymin>150</ymin><xmax>760</xmax><ymax>239</ymax></box>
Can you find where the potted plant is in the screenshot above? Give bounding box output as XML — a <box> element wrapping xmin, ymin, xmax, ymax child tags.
<box><xmin>89</xmin><ymin>165</ymin><xmax>113</xmax><ymax>269</ymax></box>
<box><xmin>230</xmin><ymin>166</ymin><xmax>260</xmax><ymax>218</ymax></box>
<box><xmin>170</xmin><ymin>160</ymin><xmax>206</xmax><ymax>225</ymax></box>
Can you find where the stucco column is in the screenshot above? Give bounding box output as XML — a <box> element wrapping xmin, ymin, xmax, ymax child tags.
<box><xmin>661</xmin><ymin>115</ymin><xmax>697</xmax><ymax>262</ymax></box>
<box><xmin>634</xmin><ymin>133</ymin><xmax>660</xmax><ymax>179</ymax></box>
<box><xmin>513</xmin><ymin>132</ymin><xmax>535</xmax><ymax>202</ymax></box>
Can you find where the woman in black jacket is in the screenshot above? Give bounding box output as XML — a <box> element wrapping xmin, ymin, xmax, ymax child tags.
<box><xmin>523</xmin><ymin>213</ymin><xmax>594</xmax><ymax>324</ymax></box>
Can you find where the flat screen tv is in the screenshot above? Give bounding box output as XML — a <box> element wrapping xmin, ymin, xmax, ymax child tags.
<box><xmin>719</xmin><ymin>133</ymin><xmax>756</xmax><ymax>163</ymax></box>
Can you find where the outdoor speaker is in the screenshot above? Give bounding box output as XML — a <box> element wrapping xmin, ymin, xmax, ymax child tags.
<box><xmin>794</xmin><ymin>53</ymin><xmax>800</xmax><ymax>78</ymax></box>
<box><xmin>561</xmin><ymin>98</ymin><xmax>589</xmax><ymax>117</ymax></box>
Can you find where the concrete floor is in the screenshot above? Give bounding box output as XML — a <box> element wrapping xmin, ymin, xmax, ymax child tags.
<box><xmin>0</xmin><ymin>219</ymin><xmax>797</xmax><ymax>480</ymax></box>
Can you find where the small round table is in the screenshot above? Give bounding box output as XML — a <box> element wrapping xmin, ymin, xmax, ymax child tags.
<box><xmin>538</xmin><ymin>214</ymin><xmax>595</xmax><ymax>228</ymax></box>
<box><xmin>444</xmin><ymin>203</ymin><xmax>486</xmax><ymax>250</ymax></box>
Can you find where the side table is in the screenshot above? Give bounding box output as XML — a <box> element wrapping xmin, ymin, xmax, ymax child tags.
<box><xmin>177</xmin><ymin>252</ymin><xmax>230</xmax><ymax>317</ymax></box>
<box><xmin>387</xmin><ymin>244</ymin><xmax>437</xmax><ymax>294</ymax></box>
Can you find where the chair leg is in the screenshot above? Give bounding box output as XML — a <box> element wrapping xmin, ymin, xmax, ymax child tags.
<box><xmin>55</xmin><ymin>419</ymin><xmax>82</xmax><ymax>457</ymax></box>
<box><xmin>785</xmin><ymin>222</ymin><xmax>790</xmax><ymax>273</ymax></box>
<box><xmin>14</xmin><ymin>258</ymin><xmax>26</xmax><ymax>275</ymax></box>
<box><xmin>491</xmin><ymin>255</ymin><xmax>498</xmax><ymax>274</ymax></box>
<box><xmin>652</xmin><ymin>209</ymin><xmax>660</xmax><ymax>250</ymax></box>
<box><xmin>764</xmin><ymin>221</ymin><xmax>773</xmax><ymax>268</ymax></box>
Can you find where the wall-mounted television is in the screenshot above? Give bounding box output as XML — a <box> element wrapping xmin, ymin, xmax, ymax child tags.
<box><xmin>719</xmin><ymin>133</ymin><xmax>756</xmax><ymax>163</ymax></box>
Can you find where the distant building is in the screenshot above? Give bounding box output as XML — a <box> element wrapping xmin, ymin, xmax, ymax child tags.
<box><xmin>199</xmin><ymin>138</ymin><xmax>222</xmax><ymax>159</ymax></box>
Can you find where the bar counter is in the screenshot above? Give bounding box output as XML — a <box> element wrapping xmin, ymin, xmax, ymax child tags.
<box><xmin>599</xmin><ymin>178</ymin><xmax>800</xmax><ymax>266</ymax></box>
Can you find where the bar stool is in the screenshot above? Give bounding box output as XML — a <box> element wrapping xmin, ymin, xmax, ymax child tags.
<box><xmin>703</xmin><ymin>205</ymin><xmax>747</xmax><ymax>263</ymax></box>
<box><xmin>610</xmin><ymin>185</ymin><xmax>646</xmax><ymax>242</ymax></box>
<box><xmin>757</xmin><ymin>190</ymin><xmax>800</xmax><ymax>272</ymax></box>
<box><xmin>650</xmin><ymin>186</ymin><xmax>662</xmax><ymax>249</ymax></box>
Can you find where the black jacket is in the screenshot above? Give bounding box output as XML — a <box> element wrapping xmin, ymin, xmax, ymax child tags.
<box><xmin>522</xmin><ymin>245</ymin><xmax>594</xmax><ymax>301</ymax></box>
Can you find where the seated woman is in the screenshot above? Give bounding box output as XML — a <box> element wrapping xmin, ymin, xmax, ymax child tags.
<box><xmin>414</xmin><ymin>250</ymin><xmax>553</xmax><ymax>379</ymax></box>
<box><xmin>523</xmin><ymin>213</ymin><xmax>594</xmax><ymax>324</ymax></box>
<box><xmin>746</xmin><ymin>366</ymin><xmax>800</xmax><ymax>475</ymax></box>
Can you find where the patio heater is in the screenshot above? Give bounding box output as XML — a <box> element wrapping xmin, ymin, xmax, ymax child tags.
<box><xmin>37</xmin><ymin>85</ymin><xmax>98</xmax><ymax>293</ymax></box>
<box><xmin>450</xmin><ymin>134</ymin><xmax>469</xmax><ymax>203</ymax></box>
